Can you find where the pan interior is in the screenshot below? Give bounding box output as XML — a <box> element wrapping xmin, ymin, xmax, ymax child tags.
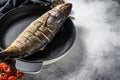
<box><xmin>0</xmin><ymin>5</ymin><xmax>75</xmax><ymax>61</ymax></box>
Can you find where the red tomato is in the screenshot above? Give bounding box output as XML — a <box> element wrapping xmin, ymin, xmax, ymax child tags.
<box><xmin>7</xmin><ymin>76</ymin><xmax>17</xmax><ymax>80</ymax></box>
<box><xmin>0</xmin><ymin>62</ymin><xmax>8</xmax><ymax>73</ymax></box>
<box><xmin>0</xmin><ymin>76</ymin><xmax>3</xmax><ymax>80</ymax></box>
<box><xmin>0</xmin><ymin>62</ymin><xmax>24</xmax><ymax>80</ymax></box>
<box><xmin>0</xmin><ymin>67</ymin><xmax>5</xmax><ymax>73</ymax></box>
<box><xmin>6</xmin><ymin>67</ymin><xmax>13</xmax><ymax>75</ymax></box>
<box><xmin>0</xmin><ymin>64</ymin><xmax>2</xmax><ymax>68</ymax></box>
<box><xmin>16</xmin><ymin>70</ymin><xmax>23</xmax><ymax>78</ymax></box>
<box><xmin>0</xmin><ymin>62</ymin><xmax>8</xmax><ymax>68</ymax></box>
<box><xmin>3</xmin><ymin>74</ymin><xmax>9</xmax><ymax>80</ymax></box>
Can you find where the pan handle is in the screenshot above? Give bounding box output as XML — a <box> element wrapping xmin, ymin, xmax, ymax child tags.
<box><xmin>15</xmin><ymin>59</ymin><xmax>43</xmax><ymax>74</ymax></box>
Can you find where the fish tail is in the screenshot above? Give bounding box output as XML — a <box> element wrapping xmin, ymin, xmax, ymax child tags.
<box><xmin>0</xmin><ymin>51</ymin><xmax>15</xmax><ymax>62</ymax></box>
<box><xmin>0</xmin><ymin>50</ymin><xmax>17</xmax><ymax>59</ymax></box>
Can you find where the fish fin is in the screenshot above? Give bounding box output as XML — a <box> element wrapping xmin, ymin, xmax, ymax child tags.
<box><xmin>40</xmin><ymin>44</ymin><xmax>47</xmax><ymax>51</ymax></box>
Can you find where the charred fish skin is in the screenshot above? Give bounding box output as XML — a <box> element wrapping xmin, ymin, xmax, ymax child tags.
<box><xmin>0</xmin><ymin>3</ymin><xmax>72</xmax><ymax>58</ymax></box>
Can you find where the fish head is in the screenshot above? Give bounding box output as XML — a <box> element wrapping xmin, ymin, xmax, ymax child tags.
<box><xmin>47</xmin><ymin>3</ymin><xmax>72</xmax><ymax>26</ymax></box>
<box><xmin>56</xmin><ymin>3</ymin><xmax>72</xmax><ymax>17</ymax></box>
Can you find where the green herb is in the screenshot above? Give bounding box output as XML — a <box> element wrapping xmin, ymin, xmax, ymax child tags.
<box><xmin>69</xmin><ymin>16</ymin><xmax>75</xmax><ymax>20</ymax></box>
<box><xmin>36</xmin><ymin>22</ymin><xmax>43</xmax><ymax>30</ymax></box>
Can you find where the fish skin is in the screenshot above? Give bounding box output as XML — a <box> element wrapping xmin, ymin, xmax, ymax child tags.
<box><xmin>0</xmin><ymin>3</ymin><xmax>72</xmax><ymax>58</ymax></box>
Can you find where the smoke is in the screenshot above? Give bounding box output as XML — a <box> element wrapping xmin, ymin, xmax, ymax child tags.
<box><xmin>24</xmin><ymin>0</ymin><xmax>120</xmax><ymax>80</ymax></box>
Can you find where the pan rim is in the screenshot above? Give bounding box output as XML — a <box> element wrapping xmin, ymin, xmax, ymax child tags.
<box><xmin>0</xmin><ymin>5</ymin><xmax>76</xmax><ymax>63</ymax></box>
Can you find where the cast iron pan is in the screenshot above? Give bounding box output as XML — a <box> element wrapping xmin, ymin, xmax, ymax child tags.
<box><xmin>0</xmin><ymin>5</ymin><xmax>76</xmax><ymax>74</ymax></box>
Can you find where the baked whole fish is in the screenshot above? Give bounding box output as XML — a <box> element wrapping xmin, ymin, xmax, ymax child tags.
<box><xmin>0</xmin><ymin>3</ymin><xmax>72</xmax><ymax>58</ymax></box>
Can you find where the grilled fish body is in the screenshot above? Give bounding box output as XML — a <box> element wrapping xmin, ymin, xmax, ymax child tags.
<box><xmin>0</xmin><ymin>3</ymin><xmax>72</xmax><ymax>58</ymax></box>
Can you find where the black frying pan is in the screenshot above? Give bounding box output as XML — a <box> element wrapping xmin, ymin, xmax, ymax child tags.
<box><xmin>0</xmin><ymin>5</ymin><xmax>76</xmax><ymax>74</ymax></box>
